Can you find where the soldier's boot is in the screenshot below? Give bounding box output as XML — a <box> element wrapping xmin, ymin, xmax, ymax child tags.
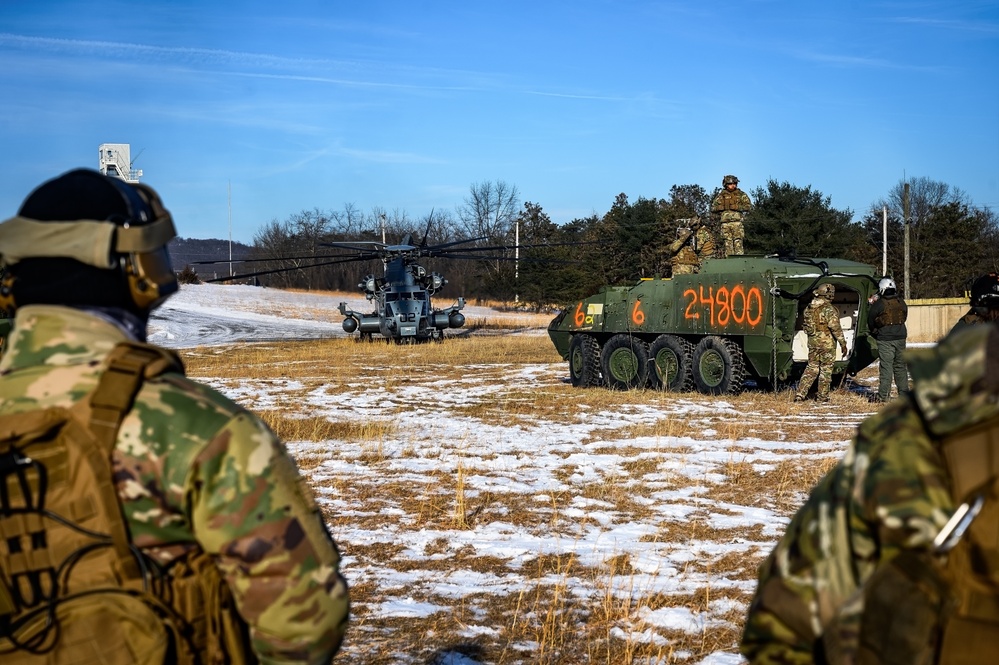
<box><xmin>817</xmin><ymin>394</ymin><xmax>830</xmax><ymax>402</ymax></box>
<box><xmin>793</xmin><ymin>394</ymin><xmax>806</xmax><ymax>402</ymax></box>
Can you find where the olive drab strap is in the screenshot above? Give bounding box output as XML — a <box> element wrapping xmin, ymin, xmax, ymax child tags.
<box><xmin>0</xmin><ymin>341</ymin><xmax>193</xmax><ymax>664</ymax></box>
<box><xmin>87</xmin><ymin>342</ymin><xmax>184</xmax><ymax>449</ymax></box>
<box><xmin>80</xmin><ymin>342</ymin><xmax>185</xmax><ymax>578</ymax></box>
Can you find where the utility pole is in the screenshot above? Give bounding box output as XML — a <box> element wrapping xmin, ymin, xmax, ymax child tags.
<box><xmin>228</xmin><ymin>180</ymin><xmax>233</xmax><ymax>278</ymax></box>
<box><xmin>903</xmin><ymin>182</ymin><xmax>911</xmax><ymax>298</ymax></box>
<box><xmin>882</xmin><ymin>205</ymin><xmax>887</xmax><ymax>276</ymax></box>
<box><xmin>514</xmin><ymin>218</ymin><xmax>520</xmax><ymax>304</ymax></box>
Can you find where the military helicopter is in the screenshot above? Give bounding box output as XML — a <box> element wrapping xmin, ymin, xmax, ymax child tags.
<box><xmin>326</xmin><ymin>233</ymin><xmax>469</xmax><ymax>343</ymax></box>
<box><xmin>192</xmin><ymin>222</ymin><xmax>579</xmax><ymax>344</ymax></box>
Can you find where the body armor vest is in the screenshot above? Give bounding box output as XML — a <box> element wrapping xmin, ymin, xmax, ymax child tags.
<box><xmin>874</xmin><ymin>297</ymin><xmax>906</xmax><ymax>328</ymax></box>
<box><xmin>716</xmin><ymin>190</ymin><xmax>744</xmax><ymax>211</ymax></box>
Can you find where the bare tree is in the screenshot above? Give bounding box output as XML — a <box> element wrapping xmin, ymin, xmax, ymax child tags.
<box><xmin>456</xmin><ymin>180</ymin><xmax>520</xmax><ymax>242</ymax></box>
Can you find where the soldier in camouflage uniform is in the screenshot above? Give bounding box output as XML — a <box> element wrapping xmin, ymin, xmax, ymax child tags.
<box><xmin>741</xmin><ymin>321</ymin><xmax>999</xmax><ymax>664</ymax></box>
<box><xmin>668</xmin><ymin>217</ymin><xmax>716</xmax><ymax>275</ymax></box>
<box><xmin>0</xmin><ymin>170</ymin><xmax>349</xmax><ymax>662</ymax></box>
<box><xmin>711</xmin><ymin>174</ymin><xmax>752</xmax><ymax>257</ymax></box>
<box><xmin>950</xmin><ymin>271</ymin><xmax>999</xmax><ymax>335</ymax></box>
<box><xmin>794</xmin><ymin>283</ymin><xmax>848</xmax><ymax>402</ymax></box>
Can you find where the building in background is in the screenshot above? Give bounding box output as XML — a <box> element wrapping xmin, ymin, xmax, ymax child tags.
<box><xmin>98</xmin><ymin>143</ymin><xmax>142</xmax><ymax>183</ymax></box>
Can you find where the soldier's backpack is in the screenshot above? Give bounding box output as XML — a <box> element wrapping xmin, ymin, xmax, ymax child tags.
<box><xmin>0</xmin><ymin>342</ymin><xmax>252</xmax><ymax>664</ymax></box>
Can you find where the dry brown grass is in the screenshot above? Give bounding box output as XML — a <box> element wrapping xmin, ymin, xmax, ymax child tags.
<box><xmin>180</xmin><ymin>334</ymin><xmax>876</xmax><ymax>664</ymax></box>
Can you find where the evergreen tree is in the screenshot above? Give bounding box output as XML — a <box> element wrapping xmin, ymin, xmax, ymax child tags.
<box><xmin>746</xmin><ymin>180</ymin><xmax>860</xmax><ymax>258</ymax></box>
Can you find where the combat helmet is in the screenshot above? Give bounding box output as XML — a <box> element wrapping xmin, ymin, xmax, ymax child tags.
<box><xmin>814</xmin><ymin>283</ymin><xmax>835</xmax><ymax>298</ymax></box>
<box><xmin>0</xmin><ymin>169</ymin><xmax>178</xmax><ymax>317</ymax></box>
<box><xmin>970</xmin><ymin>272</ymin><xmax>999</xmax><ymax>308</ymax></box>
<box><xmin>878</xmin><ymin>277</ymin><xmax>897</xmax><ymax>295</ymax></box>
<box><xmin>722</xmin><ymin>175</ymin><xmax>739</xmax><ymax>186</ymax></box>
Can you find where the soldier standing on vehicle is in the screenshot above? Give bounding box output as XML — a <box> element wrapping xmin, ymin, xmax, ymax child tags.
<box><xmin>867</xmin><ymin>276</ymin><xmax>908</xmax><ymax>403</ymax></box>
<box><xmin>711</xmin><ymin>174</ymin><xmax>752</xmax><ymax>256</ymax></box>
<box><xmin>0</xmin><ymin>169</ymin><xmax>349</xmax><ymax>663</ymax></box>
<box><xmin>742</xmin><ymin>321</ymin><xmax>999</xmax><ymax>665</ymax></box>
<box><xmin>950</xmin><ymin>271</ymin><xmax>999</xmax><ymax>335</ymax></box>
<box><xmin>794</xmin><ymin>283</ymin><xmax>848</xmax><ymax>402</ymax></box>
<box><xmin>668</xmin><ymin>217</ymin><xmax>716</xmax><ymax>275</ymax></box>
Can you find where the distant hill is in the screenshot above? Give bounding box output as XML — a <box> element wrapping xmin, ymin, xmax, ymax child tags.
<box><xmin>168</xmin><ymin>237</ymin><xmax>253</xmax><ymax>277</ymax></box>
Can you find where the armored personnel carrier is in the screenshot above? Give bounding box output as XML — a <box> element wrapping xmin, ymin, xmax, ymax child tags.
<box><xmin>547</xmin><ymin>255</ymin><xmax>881</xmax><ymax>393</ymax></box>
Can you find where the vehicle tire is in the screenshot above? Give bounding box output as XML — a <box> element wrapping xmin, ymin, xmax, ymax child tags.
<box><xmin>648</xmin><ymin>334</ymin><xmax>694</xmax><ymax>392</ymax></box>
<box><xmin>691</xmin><ymin>336</ymin><xmax>747</xmax><ymax>395</ymax></box>
<box><xmin>568</xmin><ymin>334</ymin><xmax>602</xmax><ymax>388</ymax></box>
<box><xmin>600</xmin><ymin>334</ymin><xmax>650</xmax><ymax>390</ymax></box>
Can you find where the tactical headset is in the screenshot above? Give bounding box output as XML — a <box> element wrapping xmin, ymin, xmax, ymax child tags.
<box><xmin>0</xmin><ymin>170</ymin><xmax>178</xmax><ymax>315</ymax></box>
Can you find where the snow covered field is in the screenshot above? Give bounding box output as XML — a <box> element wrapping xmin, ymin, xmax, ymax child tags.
<box><xmin>149</xmin><ymin>283</ymin><xmax>546</xmax><ymax>348</ymax></box>
<box><xmin>150</xmin><ymin>283</ymin><xmax>883</xmax><ymax>664</ymax></box>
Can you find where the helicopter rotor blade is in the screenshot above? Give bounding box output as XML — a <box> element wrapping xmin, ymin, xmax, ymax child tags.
<box><xmin>425</xmin><ymin>240</ymin><xmax>598</xmax><ymax>254</ymax></box>
<box><xmin>321</xmin><ymin>240</ymin><xmax>389</xmax><ymax>252</ymax></box>
<box><xmin>431</xmin><ymin>253</ymin><xmax>583</xmax><ymax>264</ymax></box>
<box><xmin>420</xmin><ymin>210</ymin><xmax>434</xmax><ymax>248</ymax></box>
<box><xmin>202</xmin><ymin>256</ymin><xmax>372</xmax><ymax>283</ymax></box>
<box><xmin>190</xmin><ymin>252</ymin><xmax>371</xmax><ymax>265</ymax></box>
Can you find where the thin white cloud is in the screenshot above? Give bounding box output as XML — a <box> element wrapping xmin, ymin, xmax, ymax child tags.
<box><xmin>889</xmin><ymin>16</ymin><xmax>999</xmax><ymax>35</ymax></box>
<box><xmin>1</xmin><ymin>31</ymin><xmax>652</xmax><ymax>107</ymax></box>
<box><xmin>789</xmin><ymin>48</ymin><xmax>947</xmax><ymax>73</ymax></box>
<box><xmin>0</xmin><ymin>32</ymin><xmax>330</xmax><ymax>69</ymax></box>
<box><xmin>226</xmin><ymin>70</ymin><xmax>481</xmax><ymax>93</ymax></box>
<box><xmin>338</xmin><ymin>147</ymin><xmax>443</xmax><ymax>165</ymax></box>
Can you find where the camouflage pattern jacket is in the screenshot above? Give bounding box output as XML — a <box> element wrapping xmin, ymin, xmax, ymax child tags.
<box><xmin>802</xmin><ymin>297</ymin><xmax>845</xmax><ymax>355</ymax></box>
<box><xmin>0</xmin><ymin>305</ymin><xmax>349</xmax><ymax>664</ymax></box>
<box><xmin>668</xmin><ymin>225</ymin><xmax>716</xmax><ymax>267</ymax></box>
<box><xmin>711</xmin><ymin>188</ymin><xmax>752</xmax><ymax>223</ymax></box>
<box><xmin>741</xmin><ymin>323</ymin><xmax>999</xmax><ymax>664</ymax></box>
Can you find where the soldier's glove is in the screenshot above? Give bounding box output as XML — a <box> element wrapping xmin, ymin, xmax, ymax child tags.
<box><xmin>840</xmin><ymin>342</ymin><xmax>848</xmax><ymax>356</ymax></box>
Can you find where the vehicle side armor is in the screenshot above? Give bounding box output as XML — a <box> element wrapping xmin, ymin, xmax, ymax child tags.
<box><xmin>547</xmin><ymin>255</ymin><xmax>881</xmax><ymax>392</ymax></box>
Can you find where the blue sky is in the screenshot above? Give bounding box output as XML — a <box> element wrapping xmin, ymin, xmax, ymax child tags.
<box><xmin>2</xmin><ymin>1</ymin><xmax>997</xmax><ymax>244</ymax></box>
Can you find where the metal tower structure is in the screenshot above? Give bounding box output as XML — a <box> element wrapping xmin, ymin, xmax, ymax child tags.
<box><xmin>98</xmin><ymin>143</ymin><xmax>143</xmax><ymax>183</ymax></box>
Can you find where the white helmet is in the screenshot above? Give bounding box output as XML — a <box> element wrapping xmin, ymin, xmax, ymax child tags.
<box><xmin>878</xmin><ymin>277</ymin><xmax>896</xmax><ymax>295</ymax></box>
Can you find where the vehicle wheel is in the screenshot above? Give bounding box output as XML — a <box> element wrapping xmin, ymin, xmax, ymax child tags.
<box><xmin>600</xmin><ymin>334</ymin><xmax>650</xmax><ymax>390</ymax></box>
<box><xmin>568</xmin><ymin>334</ymin><xmax>602</xmax><ymax>388</ymax></box>
<box><xmin>691</xmin><ymin>336</ymin><xmax>747</xmax><ymax>395</ymax></box>
<box><xmin>648</xmin><ymin>334</ymin><xmax>693</xmax><ymax>391</ymax></box>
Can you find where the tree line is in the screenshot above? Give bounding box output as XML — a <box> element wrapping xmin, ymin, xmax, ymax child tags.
<box><xmin>183</xmin><ymin>177</ymin><xmax>999</xmax><ymax>310</ymax></box>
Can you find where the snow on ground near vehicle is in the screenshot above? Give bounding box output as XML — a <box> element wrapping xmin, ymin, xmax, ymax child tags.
<box><xmin>149</xmin><ymin>283</ymin><xmax>547</xmax><ymax>348</ymax></box>
<box><xmin>149</xmin><ymin>282</ymin><xmax>890</xmax><ymax>664</ymax></box>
